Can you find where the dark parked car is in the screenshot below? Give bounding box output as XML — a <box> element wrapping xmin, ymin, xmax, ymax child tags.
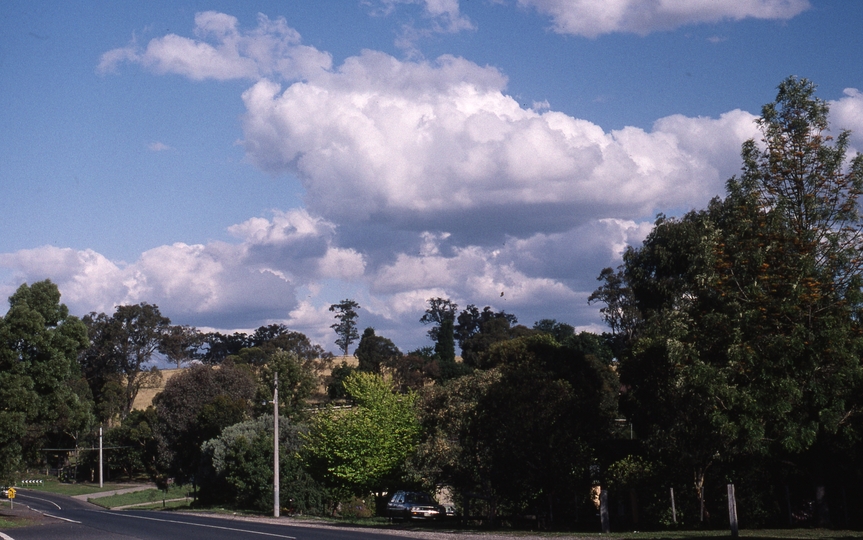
<box><xmin>386</xmin><ymin>490</ymin><xmax>446</xmax><ymax>520</ymax></box>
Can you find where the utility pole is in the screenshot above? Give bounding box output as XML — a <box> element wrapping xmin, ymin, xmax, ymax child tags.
<box><xmin>99</xmin><ymin>426</ymin><xmax>103</xmax><ymax>488</ymax></box>
<box><xmin>273</xmin><ymin>372</ymin><xmax>279</xmax><ymax>518</ymax></box>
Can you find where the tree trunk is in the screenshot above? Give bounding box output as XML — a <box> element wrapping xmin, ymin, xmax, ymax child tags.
<box><xmin>694</xmin><ymin>466</ymin><xmax>709</xmax><ymax>524</ymax></box>
<box><xmin>815</xmin><ymin>484</ymin><xmax>831</xmax><ymax>527</ymax></box>
<box><xmin>600</xmin><ymin>489</ymin><xmax>610</xmax><ymax>533</ymax></box>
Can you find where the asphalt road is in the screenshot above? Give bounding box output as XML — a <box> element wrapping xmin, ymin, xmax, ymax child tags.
<box><xmin>2</xmin><ymin>490</ymin><xmax>433</xmax><ymax>540</ymax></box>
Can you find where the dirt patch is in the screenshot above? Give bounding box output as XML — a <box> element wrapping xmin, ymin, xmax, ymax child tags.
<box><xmin>0</xmin><ymin>504</ymin><xmax>57</xmax><ymax>529</ymax></box>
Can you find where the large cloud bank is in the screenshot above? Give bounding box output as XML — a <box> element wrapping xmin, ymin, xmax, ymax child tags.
<box><xmin>6</xmin><ymin>8</ymin><xmax>862</xmax><ymax>351</ymax></box>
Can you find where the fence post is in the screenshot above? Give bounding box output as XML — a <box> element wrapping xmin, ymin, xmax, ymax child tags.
<box><xmin>727</xmin><ymin>483</ymin><xmax>739</xmax><ymax>538</ymax></box>
<box><xmin>670</xmin><ymin>487</ymin><xmax>677</xmax><ymax>524</ymax></box>
<box><xmin>600</xmin><ymin>488</ymin><xmax>610</xmax><ymax>533</ymax></box>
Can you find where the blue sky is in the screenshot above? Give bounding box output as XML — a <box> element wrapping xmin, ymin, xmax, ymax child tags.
<box><xmin>2</xmin><ymin>0</ymin><xmax>863</xmax><ymax>354</ymax></box>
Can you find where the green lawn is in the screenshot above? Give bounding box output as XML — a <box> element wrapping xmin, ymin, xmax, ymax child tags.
<box><xmin>87</xmin><ymin>485</ymin><xmax>190</xmax><ymax>509</ymax></box>
<box><xmin>114</xmin><ymin>498</ymin><xmax>193</xmax><ymax>511</ymax></box>
<box><xmin>16</xmin><ymin>476</ymin><xmax>132</xmax><ymax>497</ymax></box>
<box><xmin>569</xmin><ymin>532</ymin><xmax>863</xmax><ymax>540</ymax></box>
<box><xmin>453</xmin><ymin>530</ymin><xmax>863</xmax><ymax>539</ymax></box>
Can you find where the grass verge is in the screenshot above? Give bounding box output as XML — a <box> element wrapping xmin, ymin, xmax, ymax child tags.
<box><xmin>88</xmin><ymin>485</ymin><xmax>189</xmax><ymax>509</ymax></box>
<box><xmin>570</xmin><ymin>532</ymin><xmax>863</xmax><ymax>540</ymax></box>
<box><xmin>109</xmin><ymin>498</ymin><xmax>193</xmax><ymax>511</ymax></box>
<box><xmin>15</xmin><ymin>475</ymin><xmax>131</xmax><ymax>497</ymax></box>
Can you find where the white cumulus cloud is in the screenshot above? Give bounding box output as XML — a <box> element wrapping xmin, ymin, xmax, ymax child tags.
<box><xmin>830</xmin><ymin>88</ymin><xmax>863</xmax><ymax>155</ymax></box>
<box><xmin>239</xmin><ymin>48</ymin><xmax>759</xmax><ymax>247</ymax></box>
<box><xmin>517</xmin><ymin>0</ymin><xmax>810</xmax><ymax>37</ymax></box>
<box><xmin>98</xmin><ymin>11</ymin><xmax>332</xmax><ymax>82</ymax></box>
<box><xmin>0</xmin><ymin>211</ymin><xmax>362</xmax><ymax>332</ymax></box>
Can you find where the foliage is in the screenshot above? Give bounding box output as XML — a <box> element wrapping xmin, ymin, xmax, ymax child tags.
<box><xmin>302</xmin><ymin>372</ymin><xmax>420</xmax><ymax>498</ymax></box>
<box><xmin>389</xmin><ymin>349</ymin><xmax>440</xmax><ymax>392</ymax></box>
<box><xmin>200</xmin><ymin>325</ymin><xmax>333</xmax><ymax>368</ymax></box>
<box><xmin>0</xmin><ymin>280</ymin><xmax>92</xmax><ymax>481</ymax></box>
<box><xmin>420</xmin><ymin>297</ymin><xmax>458</xmax><ymax>343</ymax></box>
<box><xmin>327</xmin><ymin>360</ymin><xmax>356</xmax><ymax>399</ymax></box>
<box><xmin>455</xmin><ymin>304</ymin><xmax>518</xmax><ymax>351</ymax></box>
<box><xmin>415</xmin><ymin>333</ymin><xmax>618</xmax><ymax>523</ymax></box>
<box><xmin>200</xmin><ymin>415</ymin><xmax>328</xmax><ymax>513</ymax></box>
<box><xmin>588</xmin><ymin>267</ymin><xmax>639</xmax><ymax>352</ymax></box>
<box><xmin>460</xmin><ymin>316</ymin><xmax>535</xmax><ymax>368</ymax></box>
<box><xmin>251</xmin><ymin>324</ymin><xmax>335</xmax><ymax>375</ymax></box>
<box><xmin>160</xmin><ymin>325</ymin><xmax>201</xmax><ymax>369</ymax></box>
<box><xmin>354</xmin><ymin>327</ymin><xmax>400</xmax><ymax>374</ymax></box>
<box><xmin>329</xmin><ymin>299</ymin><xmax>361</xmax><ymax>356</ymax></box>
<box><xmin>533</xmin><ymin>318</ymin><xmax>575</xmax><ymax>343</ymax></box>
<box><xmin>105</xmin><ymin>406</ymin><xmax>160</xmax><ymax>480</ymax></box>
<box><xmin>80</xmin><ymin>303</ymin><xmax>170</xmax><ymax>421</ymax></box>
<box><xmin>434</xmin><ymin>318</ymin><xmax>456</xmax><ymax>368</ymax></box>
<box><xmin>198</xmin><ymin>331</ymin><xmax>250</xmax><ymax>364</ymax></box>
<box><xmin>253</xmin><ymin>349</ymin><xmax>317</xmax><ymax>420</ymax></box>
<box><xmin>153</xmin><ymin>363</ymin><xmax>256</xmax><ymax>484</ymax></box>
<box><xmin>595</xmin><ymin>77</ymin><xmax>863</xmax><ymax>525</ymax></box>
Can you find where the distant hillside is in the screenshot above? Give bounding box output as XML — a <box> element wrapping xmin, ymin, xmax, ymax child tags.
<box><xmin>131</xmin><ymin>357</ymin><xmax>360</xmax><ymax>411</ymax></box>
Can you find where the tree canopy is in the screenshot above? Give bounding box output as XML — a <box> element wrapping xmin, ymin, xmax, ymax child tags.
<box><xmin>354</xmin><ymin>327</ymin><xmax>401</xmax><ymax>374</ymax></box>
<box><xmin>595</xmin><ymin>76</ymin><xmax>863</xmax><ymax>525</ymax></box>
<box><xmin>329</xmin><ymin>299</ymin><xmax>361</xmax><ymax>356</ymax></box>
<box><xmin>302</xmin><ymin>372</ymin><xmax>420</xmax><ymax>497</ymax></box>
<box><xmin>0</xmin><ymin>280</ymin><xmax>91</xmax><ymax>481</ymax></box>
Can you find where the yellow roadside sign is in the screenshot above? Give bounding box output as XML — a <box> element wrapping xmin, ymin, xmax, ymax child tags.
<box><xmin>7</xmin><ymin>487</ymin><xmax>15</xmax><ymax>499</ymax></box>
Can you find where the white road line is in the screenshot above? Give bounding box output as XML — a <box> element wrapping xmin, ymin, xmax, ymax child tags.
<box><xmin>101</xmin><ymin>512</ymin><xmax>297</xmax><ymax>539</ymax></box>
<box><xmin>42</xmin><ymin>513</ymin><xmax>81</xmax><ymax>524</ymax></box>
<box><xmin>16</xmin><ymin>494</ymin><xmax>61</xmax><ymax>510</ymax></box>
<box><xmin>0</xmin><ymin>531</ymin><xmax>16</xmax><ymax>540</ymax></box>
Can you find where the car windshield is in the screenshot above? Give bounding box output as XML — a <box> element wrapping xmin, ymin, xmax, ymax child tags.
<box><xmin>405</xmin><ymin>492</ymin><xmax>434</xmax><ymax>504</ymax></box>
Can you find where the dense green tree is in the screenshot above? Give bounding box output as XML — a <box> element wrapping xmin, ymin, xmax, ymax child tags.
<box><xmin>434</xmin><ymin>318</ymin><xmax>456</xmax><ymax>367</ymax></box>
<box><xmin>389</xmin><ymin>349</ymin><xmax>440</xmax><ymax>392</ymax></box>
<box><xmin>80</xmin><ymin>303</ymin><xmax>170</xmax><ymax>420</ymax></box>
<box><xmin>412</xmin><ymin>368</ymin><xmax>502</xmax><ymax>518</ymax></box>
<box><xmin>354</xmin><ymin>327</ymin><xmax>400</xmax><ymax>374</ymax></box>
<box><xmin>253</xmin><ymin>349</ymin><xmax>317</xmax><ymax>420</ymax></box>
<box><xmin>566</xmin><ymin>331</ymin><xmax>615</xmax><ymax>365</ymax></box>
<box><xmin>226</xmin><ymin>346</ymin><xmax>270</xmax><ymax>367</ymax></box>
<box><xmin>588</xmin><ymin>267</ymin><xmax>639</xmax><ymax>344</ymax></box>
<box><xmin>326</xmin><ymin>360</ymin><xmax>356</xmax><ymax>399</ymax></box>
<box><xmin>533</xmin><ymin>318</ymin><xmax>575</xmax><ymax>344</ymax></box>
<box><xmin>105</xmin><ymin>407</ymin><xmax>160</xmax><ymax>480</ymax></box>
<box><xmin>200</xmin><ymin>326</ymin><xmax>332</xmax><ymax>369</ymax></box>
<box><xmin>420</xmin><ymin>297</ymin><xmax>458</xmax><ymax>343</ymax></box>
<box><xmin>199</xmin><ymin>331</ymin><xmax>250</xmax><ymax>364</ymax></box>
<box><xmin>222</xmin><ymin>326</ymin><xmax>335</xmax><ymax>398</ymax></box>
<box><xmin>250</xmin><ymin>324</ymin><xmax>333</xmax><ymax>366</ymax></box>
<box><xmin>200</xmin><ymin>415</ymin><xmax>328</xmax><ymax>512</ymax></box>
<box><xmin>597</xmin><ymin>77</ymin><xmax>863</xmax><ymax>525</ymax></box>
<box><xmin>416</xmin><ymin>334</ymin><xmax>617</xmax><ymax>523</ymax></box>
<box><xmin>303</xmin><ymin>373</ymin><xmax>420</xmax><ymax>499</ymax></box>
<box><xmin>0</xmin><ymin>280</ymin><xmax>92</xmax><ymax>480</ymax></box>
<box><xmin>160</xmin><ymin>325</ymin><xmax>202</xmax><ymax>369</ymax></box>
<box><xmin>460</xmin><ymin>314</ymin><xmax>535</xmax><ymax>369</ymax></box>
<box><xmin>329</xmin><ymin>299</ymin><xmax>360</xmax><ymax>356</ymax></box>
<box><xmin>153</xmin><ymin>363</ymin><xmax>256</xmax><ymax>485</ymax></box>
<box><xmin>455</xmin><ymin>304</ymin><xmax>518</xmax><ymax>350</ymax></box>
